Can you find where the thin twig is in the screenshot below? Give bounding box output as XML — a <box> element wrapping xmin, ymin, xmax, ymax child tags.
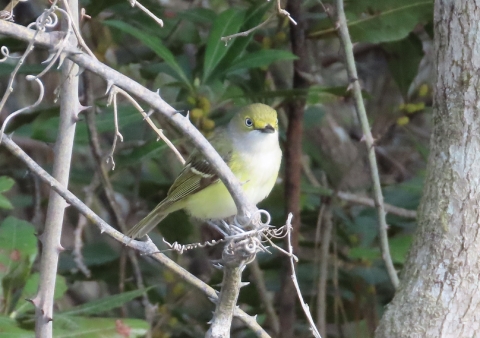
<box><xmin>33</xmin><ymin>7</ymin><xmax>73</xmax><ymax>79</ymax></box>
<box><xmin>61</xmin><ymin>0</ymin><xmax>96</xmax><ymax>59</ymax></box>
<box><xmin>316</xmin><ymin>206</ymin><xmax>332</xmax><ymax>337</ymax></box>
<box><xmin>73</xmin><ymin>175</ymin><xmax>99</xmax><ymax>278</ymax></box>
<box><xmin>276</xmin><ymin>0</ymin><xmax>297</xmax><ymax>25</ymax></box>
<box><xmin>221</xmin><ymin>15</ymin><xmax>273</xmax><ymax>43</ymax></box>
<box><xmin>106</xmin><ymin>87</ymin><xmax>124</xmax><ymax>169</ymax></box>
<box><xmin>286</xmin><ymin>213</ymin><xmax>322</xmax><ymax>338</ymax></box>
<box><xmin>332</xmin><ymin>229</ymin><xmax>348</xmax><ymax>335</ymax></box>
<box><xmin>334</xmin><ymin>0</ymin><xmax>399</xmax><ymax>288</ymax></box>
<box><xmin>336</xmin><ymin>191</ymin><xmax>416</xmax><ymax>219</ymax></box>
<box><xmin>0</xmin><ymin>76</ymin><xmax>44</xmax><ymax>141</ymax></box>
<box><xmin>0</xmin><ymin>19</ymin><xmax>257</xmax><ymax>222</ymax></box>
<box><xmin>108</xmin><ymin>85</ymin><xmax>185</xmax><ymax>165</ymax></box>
<box><xmin>128</xmin><ymin>0</ymin><xmax>163</xmax><ymax>27</ymax></box>
<box><xmin>249</xmin><ymin>260</ymin><xmax>280</xmax><ymax>335</ymax></box>
<box><xmin>0</xmin><ymin>134</ymin><xmax>270</xmax><ymax>338</ymax></box>
<box><xmin>300</xmin><ymin>156</ymin><xmax>416</xmax><ymax>219</ymax></box>
<box><xmin>84</xmin><ymin>72</ymin><xmax>153</xmax><ymax>335</ymax></box>
<box><xmin>0</xmin><ymin>21</ymin><xmax>38</xmax><ymax>113</ymax></box>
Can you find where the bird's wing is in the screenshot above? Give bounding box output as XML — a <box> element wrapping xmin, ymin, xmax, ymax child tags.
<box><xmin>126</xmin><ymin>128</ymin><xmax>232</xmax><ymax>239</ymax></box>
<box><xmin>164</xmin><ymin>128</ymin><xmax>233</xmax><ymax>203</ymax></box>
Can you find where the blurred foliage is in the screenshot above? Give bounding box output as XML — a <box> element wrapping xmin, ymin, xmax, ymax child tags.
<box><xmin>0</xmin><ymin>0</ymin><xmax>434</xmax><ymax>336</ymax></box>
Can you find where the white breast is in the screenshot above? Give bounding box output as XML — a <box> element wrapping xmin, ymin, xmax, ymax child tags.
<box><xmin>234</xmin><ymin>130</ymin><xmax>282</xmax><ymax>205</ymax></box>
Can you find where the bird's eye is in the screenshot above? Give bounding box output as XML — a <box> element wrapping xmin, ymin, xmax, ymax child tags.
<box><xmin>245</xmin><ymin>118</ymin><xmax>253</xmax><ymax>127</ymax></box>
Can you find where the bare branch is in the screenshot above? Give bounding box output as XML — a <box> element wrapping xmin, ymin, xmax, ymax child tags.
<box><xmin>0</xmin><ymin>134</ymin><xmax>270</xmax><ymax>338</ymax></box>
<box><xmin>221</xmin><ymin>15</ymin><xmax>273</xmax><ymax>44</ymax></box>
<box><xmin>334</xmin><ymin>0</ymin><xmax>399</xmax><ymax>288</ymax></box>
<box><xmin>108</xmin><ymin>85</ymin><xmax>186</xmax><ymax>165</ymax></box>
<box><xmin>34</xmin><ymin>2</ymin><xmax>79</xmax><ymax>334</ymax></box>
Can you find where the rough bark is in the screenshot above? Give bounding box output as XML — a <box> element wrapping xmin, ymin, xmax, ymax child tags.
<box><xmin>376</xmin><ymin>1</ymin><xmax>480</xmax><ymax>336</ymax></box>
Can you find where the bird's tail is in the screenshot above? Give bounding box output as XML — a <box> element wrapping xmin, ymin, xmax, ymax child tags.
<box><xmin>126</xmin><ymin>206</ymin><xmax>169</xmax><ymax>239</ymax></box>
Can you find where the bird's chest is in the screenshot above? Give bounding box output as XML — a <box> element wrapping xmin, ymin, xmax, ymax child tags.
<box><xmin>233</xmin><ymin>146</ymin><xmax>281</xmax><ymax>203</ymax></box>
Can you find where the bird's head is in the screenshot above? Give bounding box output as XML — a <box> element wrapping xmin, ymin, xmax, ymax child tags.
<box><xmin>229</xmin><ymin>103</ymin><xmax>278</xmax><ymax>136</ymax></box>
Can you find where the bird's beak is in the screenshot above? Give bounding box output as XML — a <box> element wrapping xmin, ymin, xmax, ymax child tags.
<box><xmin>258</xmin><ymin>124</ymin><xmax>275</xmax><ymax>134</ymax></box>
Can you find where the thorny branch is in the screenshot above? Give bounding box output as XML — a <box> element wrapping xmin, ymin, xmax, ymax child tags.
<box><xmin>33</xmin><ymin>1</ymin><xmax>80</xmax><ymax>335</ymax></box>
<box><xmin>1</xmin><ymin>134</ymin><xmax>271</xmax><ymax>338</ymax></box>
<box><xmin>335</xmin><ymin>0</ymin><xmax>399</xmax><ymax>288</ymax></box>
<box><xmin>0</xmin><ymin>19</ymin><xmax>257</xmax><ymax>223</ymax></box>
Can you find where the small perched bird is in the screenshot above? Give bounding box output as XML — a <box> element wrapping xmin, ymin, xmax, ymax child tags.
<box><xmin>126</xmin><ymin>103</ymin><xmax>282</xmax><ymax>239</ymax></box>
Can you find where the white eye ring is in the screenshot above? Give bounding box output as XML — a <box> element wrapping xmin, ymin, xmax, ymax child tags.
<box><xmin>245</xmin><ymin>118</ymin><xmax>253</xmax><ymax>127</ymax></box>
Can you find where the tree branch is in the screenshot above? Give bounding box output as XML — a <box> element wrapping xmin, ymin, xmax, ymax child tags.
<box><xmin>0</xmin><ymin>19</ymin><xmax>257</xmax><ymax>226</ymax></box>
<box><xmin>0</xmin><ymin>134</ymin><xmax>270</xmax><ymax>338</ymax></box>
<box><xmin>334</xmin><ymin>0</ymin><xmax>399</xmax><ymax>288</ymax></box>
<box><xmin>34</xmin><ymin>1</ymin><xmax>79</xmax><ymax>335</ymax></box>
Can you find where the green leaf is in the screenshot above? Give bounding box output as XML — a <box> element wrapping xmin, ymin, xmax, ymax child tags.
<box><xmin>211</xmin><ymin>1</ymin><xmax>273</xmax><ymax>78</ymax></box>
<box><xmin>0</xmin><ymin>217</ymin><xmax>37</xmax><ymax>271</ymax></box>
<box><xmin>104</xmin><ymin>20</ymin><xmax>192</xmax><ymax>88</ymax></box>
<box><xmin>0</xmin><ymin>217</ymin><xmax>37</xmax><ymax>313</ymax></box>
<box><xmin>116</xmin><ymin>140</ymin><xmax>171</xmax><ymax>167</ymax></box>
<box><xmin>176</xmin><ymin>8</ymin><xmax>216</xmax><ymax>24</ymax></box>
<box><xmin>389</xmin><ymin>235</ymin><xmax>413</xmax><ymax>264</ymax></box>
<box><xmin>53</xmin><ymin>316</ymin><xmax>148</xmax><ymax>338</ymax></box>
<box><xmin>13</xmin><ymin>273</ymin><xmax>68</xmax><ymax>315</ymax></box>
<box><xmin>203</xmin><ymin>9</ymin><xmax>245</xmax><ymax>83</ymax></box>
<box><xmin>58</xmin><ymin>287</ymin><xmax>152</xmax><ymax>316</ymax></box>
<box><xmin>224</xmin><ymin>50</ymin><xmax>298</xmax><ymax>74</ymax></box>
<box><xmin>349</xmin><ymin>247</ymin><xmax>380</xmax><ymax>261</ymax></box>
<box><xmin>309</xmin><ymin>0</ymin><xmax>433</xmax><ymax>43</ymax></box>
<box><xmin>81</xmin><ymin>243</ymin><xmax>120</xmax><ymax>267</ymax></box>
<box><xmin>0</xmin><ymin>195</ymin><xmax>13</xmax><ymax>209</ymax></box>
<box><xmin>383</xmin><ymin>34</ymin><xmax>424</xmax><ymax>98</ymax></box>
<box><xmin>0</xmin><ymin>316</ymin><xmax>32</xmax><ymax>337</ymax></box>
<box><xmin>0</xmin><ymin>176</ymin><xmax>15</xmax><ymax>193</ymax></box>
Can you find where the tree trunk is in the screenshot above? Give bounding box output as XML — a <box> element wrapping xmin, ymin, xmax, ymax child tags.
<box><xmin>376</xmin><ymin>1</ymin><xmax>480</xmax><ymax>336</ymax></box>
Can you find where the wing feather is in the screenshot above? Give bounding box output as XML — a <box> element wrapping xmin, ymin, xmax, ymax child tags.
<box><xmin>127</xmin><ymin>127</ymin><xmax>233</xmax><ymax>238</ymax></box>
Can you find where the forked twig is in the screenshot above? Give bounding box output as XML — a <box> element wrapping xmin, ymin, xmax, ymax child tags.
<box><xmin>61</xmin><ymin>0</ymin><xmax>96</xmax><ymax>59</ymax></box>
<box><xmin>106</xmin><ymin>85</ymin><xmax>185</xmax><ymax>165</ymax></box>
<box><xmin>276</xmin><ymin>0</ymin><xmax>297</xmax><ymax>25</ymax></box>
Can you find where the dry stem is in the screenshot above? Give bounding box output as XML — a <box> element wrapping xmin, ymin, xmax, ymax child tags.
<box><xmin>334</xmin><ymin>0</ymin><xmax>399</xmax><ymax>288</ymax></box>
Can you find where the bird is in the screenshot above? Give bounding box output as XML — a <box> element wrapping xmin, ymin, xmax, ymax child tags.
<box><xmin>126</xmin><ymin>103</ymin><xmax>282</xmax><ymax>239</ymax></box>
